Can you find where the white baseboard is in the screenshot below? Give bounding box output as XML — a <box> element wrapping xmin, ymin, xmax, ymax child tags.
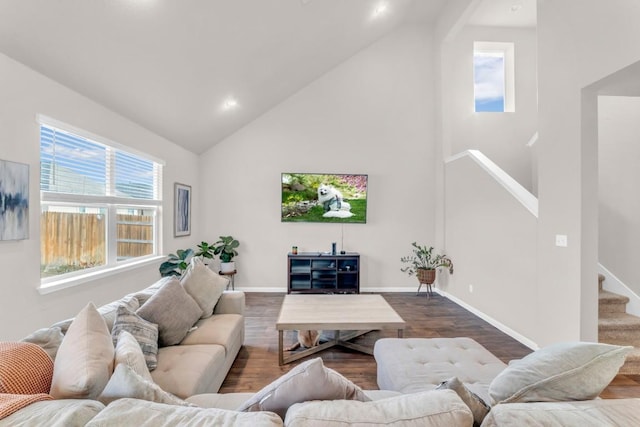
<box><xmin>599</xmin><ymin>264</ymin><xmax>640</xmax><ymax>318</ymax></box>
<box><xmin>434</xmin><ymin>288</ymin><xmax>539</xmax><ymax>351</ymax></box>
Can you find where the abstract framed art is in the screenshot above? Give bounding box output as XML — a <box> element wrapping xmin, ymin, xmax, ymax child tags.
<box><xmin>0</xmin><ymin>159</ymin><xmax>29</xmax><ymax>241</ymax></box>
<box><xmin>174</xmin><ymin>182</ymin><xmax>191</xmax><ymax>237</ymax></box>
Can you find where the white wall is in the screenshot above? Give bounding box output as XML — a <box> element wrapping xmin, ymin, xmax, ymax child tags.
<box><xmin>0</xmin><ymin>53</ymin><xmax>200</xmax><ymax>340</ymax></box>
<box><xmin>598</xmin><ymin>96</ymin><xmax>640</xmax><ymax>296</ymax></box>
<box><xmin>536</xmin><ymin>0</ymin><xmax>640</xmax><ymax>344</ymax></box>
<box><xmin>199</xmin><ymin>25</ymin><xmax>437</xmax><ymax>291</ymax></box>
<box><xmin>446</xmin><ymin>26</ymin><xmax>538</xmax><ymax>191</ymax></box>
<box><xmin>444</xmin><ymin>152</ymin><xmax>538</xmax><ymax>345</ymax></box>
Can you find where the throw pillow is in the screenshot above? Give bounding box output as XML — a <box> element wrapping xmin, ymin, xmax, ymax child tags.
<box><xmin>436</xmin><ymin>376</ymin><xmax>490</xmax><ymax>426</ymax></box>
<box><xmin>20</xmin><ymin>326</ymin><xmax>64</xmax><ymax>361</ymax></box>
<box><xmin>488</xmin><ymin>341</ymin><xmax>632</xmax><ymax>405</ymax></box>
<box><xmin>98</xmin><ymin>363</ymin><xmax>191</xmax><ymax>406</ymax></box>
<box><xmin>111</xmin><ymin>304</ymin><xmax>159</xmax><ymax>371</ymax></box>
<box><xmin>136</xmin><ymin>277</ymin><xmax>203</xmax><ymax>346</ymax></box>
<box><xmin>114</xmin><ymin>330</ymin><xmax>153</xmax><ymax>381</ymax></box>
<box><xmin>0</xmin><ymin>393</ymin><xmax>53</xmax><ymax>421</ymax></box>
<box><xmin>181</xmin><ymin>257</ymin><xmax>229</xmax><ymax>318</ymax></box>
<box><xmin>50</xmin><ymin>302</ymin><xmax>115</xmax><ymax>400</ymax></box>
<box><xmin>0</xmin><ymin>342</ymin><xmax>53</xmax><ymax>394</ymax></box>
<box><xmin>237</xmin><ymin>357</ymin><xmax>370</xmax><ymax>419</ymax></box>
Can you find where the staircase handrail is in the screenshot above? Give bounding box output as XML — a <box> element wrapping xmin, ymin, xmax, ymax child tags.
<box><xmin>445</xmin><ymin>150</ymin><xmax>538</xmax><ymax>217</ymax></box>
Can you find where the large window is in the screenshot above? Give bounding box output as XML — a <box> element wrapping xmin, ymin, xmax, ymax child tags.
<box><xmin>39</xmin><ymin>116</ymin><xmax>163</xmax><ymax>283</ymax></box>
<box><xmin>473</xmin><ymin>41</ymin><xmax>515</xmax><ymax>113</ymax></box>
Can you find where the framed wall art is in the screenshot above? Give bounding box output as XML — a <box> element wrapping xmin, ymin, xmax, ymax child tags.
<box><xmin>174</xmin><ymin>182</ymin><xmax>191</xmax><ymax>237</ymax></box>
<box><xmin>0</xmin><ymin>159</ymin><xmax>29</xmax><ymax>241</ymax></box>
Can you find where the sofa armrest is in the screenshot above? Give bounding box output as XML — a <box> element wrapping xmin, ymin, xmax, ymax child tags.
<box><xmin>213</xmin><ymin>291</ymin><xmax>245</xmax><ymax>316</ymax></box>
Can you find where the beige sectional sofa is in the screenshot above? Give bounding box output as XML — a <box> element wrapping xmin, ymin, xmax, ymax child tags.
<box><xmin>44</xmin><ymin>277</ymin><xmax>245</xmax><ymax>399</ymax></box>
<box><xmin>4</xmin><ymin>276</ymin><xmax>640</xmax><ymax>426</ymax></box>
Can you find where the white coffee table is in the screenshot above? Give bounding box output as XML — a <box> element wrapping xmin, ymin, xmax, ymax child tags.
<box><xmin>276</xmin><ymin>294</ymin><xmax>406</xmax><ymax>365</ymax></box>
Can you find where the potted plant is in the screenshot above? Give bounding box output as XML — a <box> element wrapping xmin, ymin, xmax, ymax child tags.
<box><xmin>213</xmin><ymin>235</ymin><xmax>240</xmax><ymax>273</ymax></box>
<box><xmin>401</xmin><ymin>242</ymin><xmax>453</xmax><ymax>293</ymax></box>
<box><xmin>159</xmin><ymin>248</ymin><xmax>194</xmax><ymax>277</ymax></box>
<box><xmin>194</xmin><ymin>241</ymin><xmax>215</xmax><ymax>267</ymax></box>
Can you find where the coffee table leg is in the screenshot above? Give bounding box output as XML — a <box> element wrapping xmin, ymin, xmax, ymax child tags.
<box><xmin>278</xmin><ymin>330</ymin><xmax>284</xmax><ymax>366</ymax></box>
<box><xmin>398</xmin><ymin>329</ymin><xmax>403</xmax><ymax>338</ymax></box>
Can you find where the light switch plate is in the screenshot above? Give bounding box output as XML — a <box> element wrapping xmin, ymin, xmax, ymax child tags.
<box><xmin>555</xmin><ymin>234</ymin><xmax>568</xmax><ymax>247</ymax></box>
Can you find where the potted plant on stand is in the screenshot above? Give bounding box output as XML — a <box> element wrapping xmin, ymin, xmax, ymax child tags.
<box><xmin>213</xmin><ymin>235</ymin><xmax>240</xmax><ymax>273</ymax></box>
<box><xmin>400</xmin><ymin>242</ymin><xmax>453</xmax><ymax>296</ymax></box>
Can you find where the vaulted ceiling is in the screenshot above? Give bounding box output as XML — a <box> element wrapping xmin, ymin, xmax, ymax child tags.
<box><xmin>0</xmin><ymin>0</ymin><xmax>535</xmax><ymax>154</ymax></box>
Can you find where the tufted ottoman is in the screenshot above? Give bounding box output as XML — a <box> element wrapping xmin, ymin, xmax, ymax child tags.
<box><xmin>374</xmin><ymin>337</ymin><xmax>507</xmax><ymax>402</ymax></box>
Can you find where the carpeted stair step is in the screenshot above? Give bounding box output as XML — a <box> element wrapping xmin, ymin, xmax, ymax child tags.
<box><xmin>599</xmin><ymin>313</ymin><xmax>640</xmax><ymax>347</ymax></box>
<box><xmin>618</xmin><ymin>347</ymin><xmax>640</xmax><ymax>375</ymax></box>
<box><xmin>599</xmin><ymin>290</ymin><xmax>629</xmax><ymax>315</ymax></box>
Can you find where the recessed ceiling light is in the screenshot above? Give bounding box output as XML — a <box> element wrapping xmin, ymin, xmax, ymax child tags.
<box><xmin>222</xmin><ymin>98</ymin><xmax>238</xmax><ymax>111</ymax></box>
<box><xmin>372</xmin><ymin>3</ymin><xmax>388</xmax><ymax>19</ymax></box>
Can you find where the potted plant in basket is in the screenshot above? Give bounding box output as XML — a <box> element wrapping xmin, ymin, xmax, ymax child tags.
<box><xmin>213</xmin><ymin>235</ymin><xmax>240</xmax><ymax>273</ymax></box>
<box><xmin>400</xmin><ymin>242</ymin><xmax>453</xmax><ymax>293</ymax></box>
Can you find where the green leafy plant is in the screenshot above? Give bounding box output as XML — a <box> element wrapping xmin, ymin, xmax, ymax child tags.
<box><xmin>400</xmin><ymin>242</ymin><xmax>453</xmax><ymax>276</ymax></box>
<box><xmin>194</xmin><ymin>241</ymin><xmax>215</xmax><ymax>259</ymax></box>
<box><xmin>213</xmin><ymin>235</ymin><xmax>240</xmax><ymax>263</ymax></box>
<box><xmin>159</xmin><ymin>248</ymin><xmax>194</xmax><ymax>277</ymax></box>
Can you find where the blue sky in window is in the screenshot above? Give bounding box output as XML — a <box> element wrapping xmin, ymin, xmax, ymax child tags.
<box><xmin>474</xmin><ymin>53</ymin><xmax>505</xmax><ymax>112</ymax></box>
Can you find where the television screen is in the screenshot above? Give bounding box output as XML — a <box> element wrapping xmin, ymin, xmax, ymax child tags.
<box><xmin>281</xmin><ymin>173</ymin><xmax>368</xmax><ymax>223</ymax></box>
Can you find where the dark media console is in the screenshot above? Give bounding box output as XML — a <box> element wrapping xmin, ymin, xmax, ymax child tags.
<box><xmin>287</xmin><ymin>252</ymin><xmax>360</xmax><ymax>294</ymax></box>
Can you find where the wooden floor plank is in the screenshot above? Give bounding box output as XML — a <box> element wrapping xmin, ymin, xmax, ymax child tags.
<box><xmin>219</xmin><ymin>292</ymin><xmax>640</xmax><ymax>398</ymax></box>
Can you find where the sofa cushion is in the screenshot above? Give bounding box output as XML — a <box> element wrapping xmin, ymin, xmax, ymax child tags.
<box><xmin>85</xmin><ymin>398</ymin><xmax>283</xmax><ymax>427</ymax></box>
<box><xmin>50</xmin><ymin>302</ymin><xmax>115</xmax><ymax>400</ymax></box>
<box><xmin>187</xmin><ymin>390</ymin><xmax>404</xmax><ymax>411</ymax></box>
<box><xmin>137</xmin><ymin>277</ymin><xmax>203</xmax><ymax>346</ymax></box>
<box><xmin>111</xmin><ymin>305</ymin><xmax>159</xmax><ymax>371</ymax></box>
<box><xmin>180</xmin><ymin>313</ymin><xmax>244</xmax><ymax>351</ymax></box>
<box><xmin>0</xmin><ymin>399</ymin><xmax>104</xmax><ymax>427</ymax></box>
<box><xmin>481</xmin><ymin>398</ymin><xmax>640</xmax><ymax>427</ymax></box>
<box><xmin>436</xmin><ymin>376</ymin><xmax>489</xmax><ymax>426</ymax></box>
<box><xmin>20</xmin><ymin>326</ymin><xmax>64</xmax><ymax>361</ymax></box>
<box><xmin>488</xmin><ymin>342</ymin><xmax>631</xmax><ymax>405</ymax></box>
<box><xmin>237</xmin><ymin>357</ymin><xmax>370</xmax><ymax>419</ymax></box>
<box><xmin>0</xmin><ymin>394</ymin><xmax>52</xmax><ymax>421</ymax></box>
<box><xmin>284</xmin><ymin>389</ymin><xmax>473</xmax><ymax>427</ymax></box>
<box><xmin>99</xmin><ymin>363</ymin><xmax>190</xmax><ymax>406</ymax></box>
<box><xmin>114</xmin><ymin>330</ymin><xmax>152</xmax><ymax>381</ymax></box>
<box><xmin>151</xmin><ymin>344</ymin><xmax>226</xmax><ymax>399</ymax></box>
<box><xmin>181</xmin><ymin>257</ymin><xmax>229</xmax><ymax>318</ymax></box>
<box><xmin>0</xmin><ymin>342</ymin><xmax>53</xmax><ymax>394</ymax></box>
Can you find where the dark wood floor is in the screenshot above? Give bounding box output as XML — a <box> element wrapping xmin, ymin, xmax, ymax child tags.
<box><xmin>219</xmin><ymin>292</ymin><xmax>640</xmax><ymax>398</ymax></box>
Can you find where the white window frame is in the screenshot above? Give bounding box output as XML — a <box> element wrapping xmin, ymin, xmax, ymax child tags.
<box><xmin>473</xmin><ymin>41</ymin><xmax>515</xmax><ymax>113</ymax></box>
<box><xmin>38</xmin><ymin>115</ymin><xmax>165</xmax><ymax>294</ymax></box>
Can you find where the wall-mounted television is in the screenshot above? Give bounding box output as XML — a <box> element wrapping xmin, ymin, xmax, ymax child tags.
<box><xmin>281</xmin><ymin>173</ymin><xmax>368</xmax><ymax>224</ymax></box>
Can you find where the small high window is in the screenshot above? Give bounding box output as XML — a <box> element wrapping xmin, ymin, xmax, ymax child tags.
<box><xmin>474</xmin><ymin>41</ymin><xmax>515</xmax><ymax>113</ymax></box>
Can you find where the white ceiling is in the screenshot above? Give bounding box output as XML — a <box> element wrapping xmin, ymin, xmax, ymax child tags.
<box><xmin>0</xmin><ymin>0</ymin><xmax>534</xmax><ymax>154</ymax></box>
<box><xmin>468</xmin><ymin>0</ymin><xmax>537</xmax><ymax>28</ymax></box>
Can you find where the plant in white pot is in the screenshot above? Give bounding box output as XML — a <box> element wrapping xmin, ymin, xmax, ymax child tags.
<box><xmin>213</xmin><ymin>235</ymin><xmax>240</xmax><ymax>273</ymax></box>
<box><xmin>400</xmin><ymin>242</ymin><xmax>453</xmax><ymax>295</ymax></box>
